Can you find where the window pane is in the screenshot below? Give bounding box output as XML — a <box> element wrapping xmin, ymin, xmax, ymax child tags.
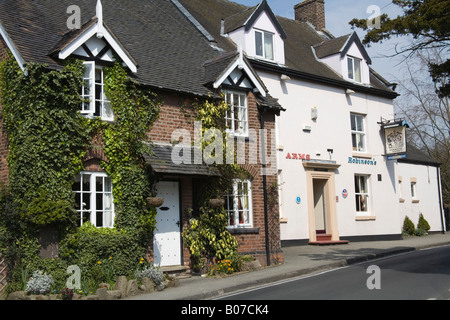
<box><xmin>356</xmin><ymin>115</ymin><xmax>364</xmax><ymax>132</ymax></box>
<box><xmin>74</xmin><ymin>192</ymin><xmax>81</xmax><ymax>210</ymax></box>
<box><xmin>104</xmin><ymin>177</ymin><xmax>112</xmax><ymax>192</ymax></box>
<box><xmin>350</xmin><ymin>114</ymin><xmax>357</xmax><ymax>131</ymax></box>
<box><xmin>354</xmin><ymin>176</ymin><xmax>360</xmax><ymax>193</ymax></box>
<box><xmin>255</xmin><ymin>31</ymin><xmax>263</xmax><ymax>56</ymax></box>
<box><xmin>82</xmin><ymin>174</ymin><xmax>91</xmax><ymax>191</ymax></box>
<box><xmin>354</xmin><ymin>58</ymin><xmax>361</xmax><ymax>82</ymax></box>
<box><xmin>348</xmin><ymin>57</ymin><xmax>354</xmax><ymax>79</ymax></box>
<box><xmin>96</xmin><ymin>211</ymin><xmax>103</xmax><ymax>228</ymax></box>
<box><xmin>264</xmin><ymin>32</ymin><xmax>274</xmax><ymax>60</ymax></box>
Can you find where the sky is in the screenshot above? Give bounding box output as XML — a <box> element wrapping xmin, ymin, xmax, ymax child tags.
<box><xmin>232</xmin><ymin>0</ymin><xmax>410</xmax><ymax>84</ymax></box>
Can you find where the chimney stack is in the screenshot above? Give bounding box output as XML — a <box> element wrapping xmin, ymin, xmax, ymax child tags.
<box><xmin>294</xmin><ymin>0</ymin><xmax>325</xmax><ymax>31</ymax></box>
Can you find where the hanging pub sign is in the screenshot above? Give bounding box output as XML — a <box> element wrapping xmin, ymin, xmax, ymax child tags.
<box><xmin>380</xmin><ymin>119</ymin><xmax>409</xmax><ymax>160</ymax></box>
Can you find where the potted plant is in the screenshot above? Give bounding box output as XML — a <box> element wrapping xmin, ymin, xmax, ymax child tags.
<box><xmin>208</xmin><ymin>198</ymin><xmax>225</xmax><ymax>208</ymax></box>
<box><xmin>146</xmin><ymin>196</ymin><xmax>164</xmax><ymax>207</ymax></box>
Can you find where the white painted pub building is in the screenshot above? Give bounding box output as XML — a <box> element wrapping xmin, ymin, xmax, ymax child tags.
<box><xmin>207</xmin><ymin>0</ymin><xmax>446</xmax><ymax>245</ymax></box>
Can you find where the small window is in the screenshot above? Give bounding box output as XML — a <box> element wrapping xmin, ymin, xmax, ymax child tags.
<box><xmin>255</xmin><ymin>30</ymin><xmax>274</xmax><ymax>61</ymax></box>
<box><xmin>225</xmin><ymin>180</ymin><xmax>252</xmax><ymax>228</ymax></box>
<box><xmin>347</xmin><ymin>56</ymin><xmax>362</xmax><ymax>82</ymax></box>
<box><xmin>224</xmin><ymin>91</ymin><xmax>248</xmax><ymax>136</ymax></box>
<box><xmin>410</xmin><ymin>182</ymin><xmax>416</xmax><ymax>199</ymax></box>
<box><xmin>350</xmin><ymin>113</ymin><xmax>366</xmax><ymax>152</ymax></box>
<box><xmin>73</xmin><ymin>172</ymin><xmax>114</xmax><ymax>228</ymax></box>
<box><xmin>355</xmin><ymin>175</ymin><xmax>370</xmax><ymax>213</ymax></box>
<box><xmin>81</xmin><ymin>62</ymin><xmax>114</xmax><ymax>121</ymax></box>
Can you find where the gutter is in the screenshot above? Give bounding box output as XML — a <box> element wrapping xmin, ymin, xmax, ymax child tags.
<box><xmin>249</xmin><ymin>58</ymin><xmax>399</xmax><ymax>100</ymax></box>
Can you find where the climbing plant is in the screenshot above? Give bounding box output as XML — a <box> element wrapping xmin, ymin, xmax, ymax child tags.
<box><xmin>182</xmin><ymin>96</ymin><xmax>251</xmax><ymax>273</ymax></box>
<box><xmin>0</xmin><ymin>55</ymin><xmax>161</xmax><ymax>292</ymax></box>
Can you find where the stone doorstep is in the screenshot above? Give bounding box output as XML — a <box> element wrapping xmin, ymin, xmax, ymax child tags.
<box><xmin>161</xmin><ymin>265</ymin><xmax>191</xmax><ymax>279</ymax></box>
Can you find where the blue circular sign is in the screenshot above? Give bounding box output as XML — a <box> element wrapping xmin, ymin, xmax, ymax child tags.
<box><xmin>296</xmin><ymin>196</ymin><xmax>301</xmax><ymax>204</ymax></box>
<box><xmin>342</xmin><ymin>189</ymin><xmax>348</xmax><ymax>199</ymax></box>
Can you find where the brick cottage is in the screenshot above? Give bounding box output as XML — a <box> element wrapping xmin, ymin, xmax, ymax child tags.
<box><xmin>0</xmin><ymin>0</ymin><xmax>284</xmax><ymax>269</ymax></box>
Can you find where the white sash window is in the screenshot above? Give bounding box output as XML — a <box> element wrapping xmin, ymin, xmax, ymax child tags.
<box><xmin>81</xmin><ymin>62</ymin><xmax>114</xmax><ymax>121</ymax></box>
<box><xmin>73</xmin><ymin>172</ymin><xmax>114</xmax><ymax>228</ymax></box>
<box><xmin>225</xmin><ymin>180</ymin><xmax>253</xmax><ymax>228</ymax></box>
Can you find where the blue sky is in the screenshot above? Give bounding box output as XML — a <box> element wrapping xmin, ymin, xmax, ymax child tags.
<box><xmin>232</xmin><ymin>0</ymin><xmax>408</xmax><ymax>83</ymax></box>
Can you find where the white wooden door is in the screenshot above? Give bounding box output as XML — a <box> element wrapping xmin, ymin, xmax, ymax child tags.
<box><xmin>153</xmin><ymin>181</ymin><xmax>181</xmax><ymax>267</ymax></box>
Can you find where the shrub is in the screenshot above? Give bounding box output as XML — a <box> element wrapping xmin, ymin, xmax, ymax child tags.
<box><xmin>417</xmin><ymin>213</ymin><xmax>431</xmax><ymax>232</ymax></box>
<box><xmin>26</xmin><ymin>270</ymin><xmax>54</xmax><ymax>295</ymax></box>
<box><xmin>402</xmin><ymin>216</ymin><xmax>415</xmax><ymax>236</ymax></box>
<box><xmin>135</xmin><ymin>265</ymin><xmax>164</xmax><ymax>286</ymax></box>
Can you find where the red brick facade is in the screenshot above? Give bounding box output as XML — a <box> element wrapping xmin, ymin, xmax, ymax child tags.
<box><xmin>148</xmin><ymin>90</ymin><xmax>283</xmax><ymax>266</ymax></box>
<box><xmin>0</xmin><ymin>46</ymin><xmax>283</xmax><ymax>268</ymax></box>
<box><xmin>294</xmin><ymin>0</ymin><xmax>325</xmax><ymax>31</ymax></box>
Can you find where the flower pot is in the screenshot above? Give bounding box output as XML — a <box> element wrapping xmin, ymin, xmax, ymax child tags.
<box><xmin>209</xmin><ymin>198</ymin><xmax>225</xmax><ymax>208</ymax></box>
<box><xmin>146</xmin><ymin>197</ymin><xmax>164</xmax><ymax>207</ymax></box>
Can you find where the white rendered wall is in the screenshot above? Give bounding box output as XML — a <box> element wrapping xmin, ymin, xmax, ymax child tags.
<box><xmin>228</xmin><ymin>11</ymin><xmax>285</xmax><ymax>65</ymax></box>
<box><xmin>396</xmin><ymin>162</ymin><xmax>444</xmax><ymax>232</ymax></box>
<box><xmin>260</xmin><ymin>70</ymin><xmax>401</xmax><ymax>241</ymax></box>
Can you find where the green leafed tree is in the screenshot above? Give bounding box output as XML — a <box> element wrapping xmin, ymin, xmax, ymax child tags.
<box><xmin>349</xmin><ymin>0</ymin><xmax>450</xmax><ymax>97</ymax></box>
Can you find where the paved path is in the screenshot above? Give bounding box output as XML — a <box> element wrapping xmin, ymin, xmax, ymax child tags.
<box><xmin>127</xmin><ymin>233</ymin><xmax>450</xmax><ymax>300</ymax></box>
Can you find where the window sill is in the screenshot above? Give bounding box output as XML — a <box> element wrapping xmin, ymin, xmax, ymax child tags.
<box><xmin>227</xmin><ymin>227</ymin><xmax>260</xmax><ymax>235</ymax></box>
<box><xmin>355</xmin><ymin>215</ymin><xmax>376</xmax><ymax>221</ymax></box>
<box><xmin>352</xmin><ymin>152</ymin><xmax>373</xmax><ymax>159</ymax></box>
<box><xmin>399</xmin><ymin>198</ymin><xmax>405</xmax><ymax>203</ymax></box>
<box><xmin>412</xmin><ymin>199</ymin><xmax>420</xmax><ymax>203</ymax></box>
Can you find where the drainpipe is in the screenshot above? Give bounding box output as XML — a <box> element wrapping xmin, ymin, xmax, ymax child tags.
<box><xmin>259</xmin><ymin>106</ymin><xmax>271</xmax><ymax>266</ymax></box>
<box><xmin>437</xmin><ymin>166</ymin><xmax>446</xmax><ymax>233</ymax></box>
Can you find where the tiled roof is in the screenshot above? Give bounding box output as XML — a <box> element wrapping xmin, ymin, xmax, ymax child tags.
<box><xmin>179</xmin><ymin>0</ymin><xmax>396</xmax><ymax>98</ymax></box>
<box><xmin>144</xmin><ymin>143</ymin><xmax>221</xmax><ymax>176</ymax></box>
<box><xmin>0</xmin><ymin>0</ymin><xmax>223</xmax><ymax>96</ymax></box>
<box><xmin>0</xmin><ymin>0</ymin><xmax>396</xmax><ymax>98</ymax></box>
<box><xmin>313</xmin><ymin>34</ymin><xmax>350</xmax><ymax>59</ymax></box>
<box><xmin>398</xmin><ymin>144</ymin><xmax>440</xmax><ymax>167</ymax></box>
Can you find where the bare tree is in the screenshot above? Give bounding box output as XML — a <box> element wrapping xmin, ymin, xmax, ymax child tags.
<box><xmin>394</xmin><ymin>48</ymin><xmax>450</xmax><ymax>205</ymax></box>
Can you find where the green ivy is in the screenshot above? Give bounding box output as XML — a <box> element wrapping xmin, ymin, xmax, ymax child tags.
<box><xmin>101</xmin><ymin>63</ymin><xmax>161</xmax><ymax>235</ymax></box>
<box><xmin>1</xmin><ymin>57</ymin><xmax>90</xmax><ymax>226</ymax></box>
<box><xmin>0</xmin><ymin>55</ymin><xmax>161</xmax><ymax>292</ymax></box>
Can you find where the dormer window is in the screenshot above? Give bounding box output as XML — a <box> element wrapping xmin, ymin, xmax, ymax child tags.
<box><xmin>81</xmin><ymin>61</ymin><xmax>114</xmax><ymax>121</ymax></box>
<box><xmin>347</xmin><ymin>56</ymin><xmax>362</xmax><ymax>83</ymax></box>
<box><xmin>255</xmin><ymin>30</ymin><xmax>274</xmax><ymax>61</ymax></box>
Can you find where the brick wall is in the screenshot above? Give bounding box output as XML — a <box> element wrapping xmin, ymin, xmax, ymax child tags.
<box><xmin>149</xmin><ymin>90</ymin><xmax>283</xmax><ymax>266</ymax></box>
<box><xmin>0</xmin><ymin>36</ymin><xmax>10</xmax><ymax>186</ymax></box>
<box><xmin>294</xmin><ymin>0</ymin><xmax>325</xmax><ymax>31</ymax></box>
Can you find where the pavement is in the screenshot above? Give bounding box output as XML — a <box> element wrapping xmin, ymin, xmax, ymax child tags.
<box><xmin>127</xmin><ymin>233</ymin><xmax>450</xmax><ymax>300</ymax></box>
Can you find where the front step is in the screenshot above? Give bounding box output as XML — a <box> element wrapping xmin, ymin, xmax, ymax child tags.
<box><xmin>160</xmin><ymin>265</ymin><xmax>191</xmax><ymax>279</ymax></box>
<box><xmin>309</xmin><ymin>234</ymin><xmax>349</xmax><ymax>246</ymax></box>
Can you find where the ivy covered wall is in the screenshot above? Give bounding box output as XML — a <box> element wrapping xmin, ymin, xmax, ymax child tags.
<box><xmin>0</xmin><ymin>55</ymin><xmax>161</xmax><ymax>293</ymax></box>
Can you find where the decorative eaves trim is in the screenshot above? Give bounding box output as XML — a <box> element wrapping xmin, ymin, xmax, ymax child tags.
<box><xmin>213</xmin><ymin>51</ymin><xmax>267</xmax><ymax>97</ymax></box>
<box><xmin>244</xmin><ymin>0</ymin><xmax>287</xmax><ymax>39</ymax></box>
<box><xmin>58</xmin><ymin>21</ymin><xmax>138</xmax><ymax>73</ymax></box>
<box><xmin>340</xmin><ymin>32</ymin><xmax>372</xmax><ymax>65</ymax></box>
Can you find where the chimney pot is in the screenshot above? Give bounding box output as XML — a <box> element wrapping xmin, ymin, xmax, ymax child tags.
<box><xmin>294</xmin><ymin>0</ymin><xmax>325</xmax><ymax>31</ymax></box>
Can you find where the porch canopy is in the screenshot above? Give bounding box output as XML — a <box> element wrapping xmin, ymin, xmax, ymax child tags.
<box><xmin>144</xmin><ymin>143</ymin><xmax>220</xmax><ymax>177</ymax></box>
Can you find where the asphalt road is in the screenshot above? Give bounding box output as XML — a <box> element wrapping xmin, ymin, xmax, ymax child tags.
<box><xmin>218</xmin><ymin>245</ymin><xmax>450</xmax><ymax>300</ymax></box>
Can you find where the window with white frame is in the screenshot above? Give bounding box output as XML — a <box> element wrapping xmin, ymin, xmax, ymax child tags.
<box><xmin>255</xmin><ymin>30</ymin><xmax>274</xmax><ymax>61</ymax></box>
<box><xmin>350</xmin><ymin>113</ymin><xmax>366</xmax><ymax>152</ymax></box>
<box><xmin>224</xmin><ymin>91</ymin><xmax>248</xmax><ymax>136</ymax></box>
<box><xmin>347</xmin><ymin>56</ymin><xmax>362</xmax><ymax>83</ymax></box>
<box><xmin>224</xmin><ymin>180</ymin><xmax>252</xmax><ymax>228</ymax></box>
<box><xmin>81</xmin><ymin>61</ymin><xmax>114</xmax><ymax>121</ymax></box>
<box><xmin>355</xmin><ymin>175</ymin><xmax>370</xmax><ymax>213</ymax></box>
<box><xmin>73</xmin><ymin>172</ymin><xmax>114</xmax><ymax>228</ymax></box>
